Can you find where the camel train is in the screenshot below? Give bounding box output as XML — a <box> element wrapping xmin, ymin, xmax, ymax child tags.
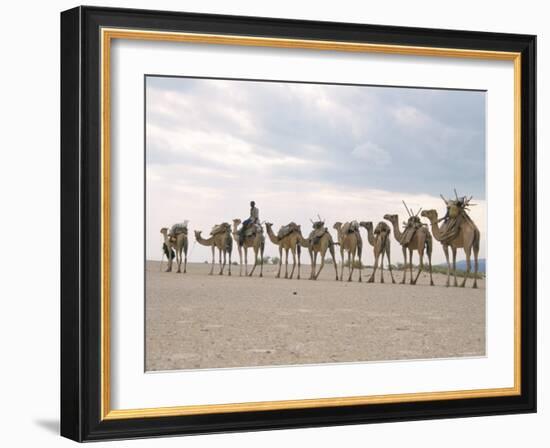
<box><xmin>159</xmin><ymin>192</ymin><xmax>481</xmax><ymax>288</ymax></box>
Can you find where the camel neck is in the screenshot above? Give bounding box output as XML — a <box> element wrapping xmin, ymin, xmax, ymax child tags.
<box><xmin>265</xmin><ymin>225</ymin><xmax>279</xmax><ymax>244</ymax></box>
<box><xmin>390</xmin><ymin>218</ymin><xmax>404</xmax><ymax>241</ymax></box>
<box><xmin>365</xmin><ymin>227</ymin><xmax>375</xmax><ymax>246</ymax></box>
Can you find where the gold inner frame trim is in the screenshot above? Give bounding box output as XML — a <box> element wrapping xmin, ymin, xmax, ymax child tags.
<box><xmin>100</xmin><ymin>27</ymin><xmax>522</xmax><ymax>420</ymax></box>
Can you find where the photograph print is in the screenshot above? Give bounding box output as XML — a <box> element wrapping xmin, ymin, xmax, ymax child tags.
<box><xmin>145</xmin><ymin>75</ymin><xmax>486</xmax><ymax>372</ymax></box>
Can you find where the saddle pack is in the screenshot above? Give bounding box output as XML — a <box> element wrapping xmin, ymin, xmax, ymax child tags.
<box><xmin>210</xmin><ymin>222</ymin><xmax>231</xmax><ymax>236</ymax></box>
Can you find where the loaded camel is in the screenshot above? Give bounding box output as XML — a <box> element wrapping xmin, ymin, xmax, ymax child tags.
<box><xmin>232</xmin><ymin>219</ymin><xmax>265</xmax><ymax>277</ymax></box>
<box><xmin>160</xmin><ymin>223</ymin><xmax>188</xmax><ymax>274</ymax></box>
<box><xmin>421</xmin><ymin>193</ymin><xmax>480</xmax><ymax>288</ymax></box>
<box><xmin>194</xmin><ymin>223</ymin><xmax>233</xmax><ymax>276</ymax></box>
<box><xmin>265</xmin><ymin>222</ymin><xmax>302</xmax><ymax>279</ymax></box>
<box><xmin>333</xmin><ymin>221</ymin><xmax>363</xmax><ymax>282</ymax></box>
<box><xmin>297</xmin><ymin>220</ymin><xmax>339</xmax><ymax>281</ymax></box>
<box><xmin>384</xmin><ymin>203</ymin><xmax>434</xmax><ymax>286</ymax></box>
<box><xmin>360</xmin><ymin>221</ymin><xmax>396</xmax><ymax>284</ymax></box>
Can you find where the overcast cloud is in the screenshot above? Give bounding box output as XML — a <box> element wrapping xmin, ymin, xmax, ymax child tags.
<box><xmin>146</xmin><ymin>76</ymin><xmax>486</xmax><ymax>265</ymax></box>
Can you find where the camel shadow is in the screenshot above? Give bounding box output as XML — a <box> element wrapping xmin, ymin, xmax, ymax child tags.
<box><xmin>34</xmin><ymin>418</ymin><xmax>59</xmax><ymax>434</ymax></box>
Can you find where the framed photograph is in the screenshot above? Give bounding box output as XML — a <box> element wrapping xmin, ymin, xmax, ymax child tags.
<box><xmin>61</xmin><ymin>6</ymin><xmax>536</xmax><ymax>441</ymax></box>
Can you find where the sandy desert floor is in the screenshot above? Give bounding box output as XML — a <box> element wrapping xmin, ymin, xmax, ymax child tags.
<box><xmin>145</xmin><ymin>261</ymin><xmax>485</xmax><ymax>371</ymax></box>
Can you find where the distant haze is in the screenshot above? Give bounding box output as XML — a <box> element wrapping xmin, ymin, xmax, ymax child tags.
<box><xmin>146</xmin><ymin>76</ymin><xmax>486</xmax><ymax>265</ymax></box>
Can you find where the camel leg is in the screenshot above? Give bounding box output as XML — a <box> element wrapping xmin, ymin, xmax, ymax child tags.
<box><xmin>259</xmin><ymin>243</ymin><xmax>264</xmax><ymax>278</ymax></box>
<box><xmin>183</xmin><ymin>247</ymin><xmax>188</xmax><ymax>274</ymax></box>
<box><xmin>473</xmin><ymin>246</ymin><xmax>479</xmax><ymax>289</ymax></box>
<box><xmin>175</xmin><ymin>248</ymin><xmax>181</xmax><ymax>273</ymax></box>
<box><xmin>442</xmin><ymin>245</ymin><xmax>450</xmax><ymax>287</ymax></box>
<box><xmin>380</xmin><ymin>252</ymin><xmax>385</xmax><ymax>284</ymax></box>
<box><xmin>413</xmin><ymin>251</ymin><xmax>423</xmax><ymax>285</ymax></box>
<box><xmin>347</xmin><ymin>250</ymin><xmax>354</xmax><ymax>282</ymax></box>
<box><xmin>330</xmin><ymin>245</ymin><xmax>339</xmax><ymax>281</ymax></box>
<box><xmin>209</xmin><ymin>246</ymin><xmax>215</xmax><ymax>275</ymax></box>
<box><xmin>386</xmin><ymin>245</ymin><xmax>396</xmax><ymax>284</ymax></box>
<box><xmin>357</xmin><ymin>245</ymin><xmax>362</xmax><ymax>283</ymax></box>
<box><xmin>401</xmin><ymin>246</ymin><xmax>407</xmax><ymax>284</ymax></box>
<box><xmin>369</xmin><ymin>252</ymin><xmax>378</xmax><ymax>283</ymax></box>
<box><xmin>408</xmin><ymin>249</ymin><xmax>414</xmax><ymax>285</ymax></box>
<box><xmin>339</xmin><ymin>247</ymin><xmax>345</xmax><ymax>282</ymax></box>
<box><xmin>310</xmin><ymin>251</ymin><xmax>317</xmax><ymax>280</ymax></box>
<box><xmin>238</xmin><ymin>246</ymin><xmax>243</xmax><ymax>276</ymax></box>
<box><xmin>285</xmin><ymin>247</ymin><xmax>288</xmax><ymax>278</ymax></box>
<box><xmin>461</xmin><ymin>247</ymin><xmax>472</xmax><ymax>288</ymax></box>
<box><xmin>289</xmin><ymin>247</ymin><xmax>296</xmax><ymax>279</ymax></box>
<box><xmin>315</xmin><ymin>251</ymin><xmax>326</xmax><ymax>280</ymax></box>
<box><xmin>248</xmin><ymin>248</ymin><xmax>258</xmax><ymax>276</ymax></box>
<box><xmin>427</xmin><ymin>251</ymin><xmax>434</xmax><ymax>286</ymax></box>
<box><xmin>296</xmin><ymin>245</ymin><xmax>301</xmax><ymax>280</ymax></box>
<box><xmin>296</xmin><ymin>246</ymin><xmax>302</xmax><ymax>280</ymax></box>
<box><xmin>452</xmin><ymin>247</ymin><xmax>458</xmax><ymax>286</ymax></box>
<box><xmin>227</xmin><ymin>250</ymin><xmax>232</xmax><ymax>276</ymax></box>
<box><xmin>218</xmin><ymin>248</ymin><xmax>224</xmax><ymax>275</ymax></box>
<box><xmin>244</xmin><ymin>249</ymin><xmax>249</xmax><ymax>276</ymax></box>
<box><xmin>276</xmin><ymin>246</ymin><xmax>283</xmax><ymax>278</ymax></box>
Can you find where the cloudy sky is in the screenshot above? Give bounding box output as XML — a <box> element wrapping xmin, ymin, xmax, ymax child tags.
<box><xmin>146</xmin><ymin>76</ymin><xmax>486</xmax><ymax>265</ymax></box>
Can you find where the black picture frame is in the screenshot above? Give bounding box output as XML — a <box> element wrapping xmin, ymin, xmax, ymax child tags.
<box><xmin>61</xmin><ymin>5</ymin><xmax>536</xmax><ymax>442</ymax></box>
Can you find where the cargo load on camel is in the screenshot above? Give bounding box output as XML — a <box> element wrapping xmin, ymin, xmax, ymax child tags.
<box><xmin>398</xmin><ymin>202</ymin><xmax>426</xmax><ymax>245</ymax></box>
<box><xmin>169</xmin><ymin>221</ymin><xmax>188</xmax><ymax>235</ymax></box>
<box><xmin>308</xmin><ymin>220</ymin><xmax>329</xmax><ymax>246</ymax></box>
<box><xmin>168</xmin><ymin>220</ymin><xmax>189</xmax><ymax>243</ymax></box>
<box><xmin>277</xmin><ymin>222</ymin><xmax>300</xmax><ymax>239</ymax></box>
<box><xmin>436</xmin><ymin>194</ymin><xmax>478</xmax><ymax>245</ymax></box>
<box><xmin>210</xmin><ymin>222</ymin><xmax>231</xmax><ymax>236</ymax></box>
<box><xmin>341</xmin><ymin>220</ymin><xmax>360</xmax><ymax>235</ymax></box>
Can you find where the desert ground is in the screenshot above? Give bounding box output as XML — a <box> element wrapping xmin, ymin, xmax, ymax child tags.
<box><xmin>145</xmin><ymin>261</ymin><xmax>485</xmax><ymax>371</ymax></box>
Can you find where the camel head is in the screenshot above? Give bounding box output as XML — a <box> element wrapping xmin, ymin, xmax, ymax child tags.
<box><xmin>160</xmin><ymin>227</ymin><xmax>168</xmax><ymax>235</ymax></box>
<box><xmin>359</xmin><ymin>221</ymin><xmax>373</xmax><ymax>232</ymax></box>
<box><xmin>421</xmin><ymin>209</ymin><xmax>438</xmax><ymax>222</ymax></box>
<box><xmin>194</xmin><ymin>230</ymin><xmax>202</xmax><ymax>239</ymax></box>
<box><xmin>383</xmin><ymin>214</ymin><xmax>398</xmax><ymax>224</ymax></box>
<box><xmin>265</xmin><ymin>222</ymin><xmax>273</xmax><ymax>228</ymax></box>
<box><xmin>332</xmin><ymin>222</ymin><xmax>343</xmax><ymax>231</ymax></box>
<box><xmin>231</xmin><ymin>219</ymin><xmax>242</xmax><ymax>232</ymax></box>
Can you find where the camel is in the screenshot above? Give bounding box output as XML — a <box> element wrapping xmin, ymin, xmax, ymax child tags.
<box><xmin>333</xmin><ymin>222</ymin><xmax>363</xmax><ymax>282</ymax></box>
<box><xmin>421</xmin><ymin>194</ymin><xmax>480</xmax><ymax>288</ymax></box>
<box><xmin>265</xmin><ymin>222</ymin><xmax>302</xmax><ymax>279</ymax></box>
<box><xmin>360</xmin><ymin>221</ymin><xmax>396</xmax><ymax>284</ymax></box>
<box><xmin>160</xmin><ymin>227</ymin><xmax>188</xmax><ymax>274</ymax></box>
<box><xmin>194</xmin><ymin>225</ymin><xmax>233</xmax><ymax>276</ymax></box>
<box><xmin>231</xmin><ymin>219</ymin><xmax>265</xmax><ymax>277</ymax></box>
<box><xmin>297</xmin><ymin>222</ymin><xmax>339</xmax><ymax>281</ymax></box>
<box><xmin>384</xmin><ymin>209</ymin><xmax>434</xmax><ymax>286</ymax></box>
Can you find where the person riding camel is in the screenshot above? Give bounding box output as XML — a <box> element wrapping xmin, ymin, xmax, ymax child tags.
<box><xmin>239</xmin><ymin>201</ymin><xmax>260</xmax><ymax>245</ymax></box>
